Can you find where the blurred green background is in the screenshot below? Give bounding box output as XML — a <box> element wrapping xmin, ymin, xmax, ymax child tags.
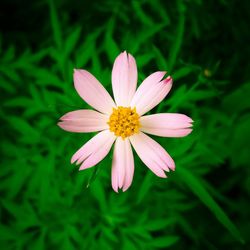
<box><xmin>1</xmin><ymin>0</ymin><xmax>250</xmax><ymax>249</ymax></box>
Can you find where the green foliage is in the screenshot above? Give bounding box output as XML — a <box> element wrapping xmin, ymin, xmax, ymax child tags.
<box><xmin>1</xmin><ymin>0</ymin><xmax>249</xmax><ymax>249</ymax></box>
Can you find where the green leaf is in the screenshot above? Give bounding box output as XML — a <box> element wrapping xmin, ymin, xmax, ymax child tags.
<box><xmin>168</xmin><ymin>2</ymin><xmax>186</xmax><ymax>72</ymax></box>
<box><xmin>137</xmin><ymin>172</ymin><xmax>153</xmax><ymax>203</ymax></box>
<box><xmin>151</xmin><ymin>236</ymin><xmax>179</xmax><ymax>248</ymax></box>
<box><xmin>145</xmin><ymin>218</ymin><xmax>176</xmax><ymax>231</ymax></box>
<box><xmin>31</xmin><ymin>231</ymin><xmax>45</xmax><ymax>250</ymax></box>
<box><xmin>105</xmin><ymin>19</ymin><xmax>120</xmax><ymax>63</ymax></box>
<box><xmin>28</xmin><ymin>68</ymin><xmax>63</xmax><ymax>88</ymax></box>
<box><xmin>2</xmin><ymin>45</ymin><xmax>15</xmax><ymax>61</ymax></box>
<box><xmin>152</xmin><ymin>46</ymin><xmax>168</xmax><ymax>70</ymax></box>
<box><xmin>135</xmin><ymin>53</ymin><xmax>154</xmax><ymax>68</ymax></box>
<box><xmin>8</xmin><ymin>117</ymin><xmax>40</xmax><ymax>143</ymax></box>
<box><xmin>0</xmin><ymin>76</ymin><xmax>16</xmax><ymax>93</ymax></box>
<box><xmin>0</xmin><ymin>224</ymin><xmax>15</xmax><ymax>241</ymax></box>
<box><xmin>222</xmin><ymin>82</ymin><xmax>250</xmax><ymax>113</ymax></box>
<box><xmin>132</xmin><ymin>1</ymin><xmax>153</xmax><ymax>26</ymax></box>
<box><xmin>130</xmin><ymin>22</ymin><xmax>168</xmax><ymax>53</ymax></box>
<box><xmin>172</xmin><ymin>66</ymin><xmax>195</xmax><ymax>80</ymax></box>
<box><xmin>148</xmin><ymin>0</ymin><xmax>170</xmax><ymax>25</ymax></box>
<box><xmin>0</xmin><ymin>66</ymin><xmax>21</xmax><ymax>82</ymax></box>
<box><xmin>90</xmin><ymin>178</ymin><xmax>107</xmax><ymax>211</ymax></box>
<box><xmin>87</xmin><ymin>165</ymin><xmax>101</xmax><ymax>188</ymax></box>
<box><xmin>75</xmin><ymin>28</ymin><xmax>102</xmax><ymax>67</ymax></box>
<box><xmin>178</xmin><ymin>167</ymin><xmax>244</xmax><ymax>243</ymax></box>
<box><xmin>124</xmin><ymin>226</ymin><xmax>152</xmax><ymax>241</ymax></box>
<box><xmin>48</xmin><ymin>0</ymin><xmax>62</xmax><ymax>49</ymax></box>
<box><xmin>64</xmin><ymin>27</ymin><xmax>81</xmax><ymax>57</ymax></box>
<box><xmin>122</xmin><ymin>238</ymin><xmax>138</xmax><ymax>250</ymax></box>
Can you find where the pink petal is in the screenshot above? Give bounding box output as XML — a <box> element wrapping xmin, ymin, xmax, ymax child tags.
<box><xmin>71</xmin><ymin>130</ymin><xmax>115</xmax><ymax>170</ymax></box>
<box><xmin>79</xmin><ymin>136</ymin><xmax>114</xmax><ymax>170</ymax></box>
<box><xmin>58</xmin><ymin>109</ymin><xmax>109</xmax><ymax>133</ymax></box>
<box><xmin>140</xmin><ymin>128</ymin><xmax>192</xmax><ymax>137</ymax></box>
<box><xmin>111</xmin><ymin>138</ymin><xmax>134</xmax><ymax>192</ymax></box>
<box><xmin>129</xmin><ymin>132</ymin><xmax>175</xmax><ymax>177</ymax></box>
<box><xmin>111</xmin><ymin>138</ymin><xmax>125</xmax><ymax>192</ymax></box>
<box><xmin>112</xmin><ymin>51</ymin><xmax>137</xmax><ymax>106</ymax></box>
<box><xmin>140</xmin><ymin>113</ymin><xmax>193</xmax><ymax>137</ymax></box>
<box><xmin>74</xmin><ymin>69</ymin><xmax>116</xmax><ymax>114</ymax></box>
<box><xmin>123</xmin><ymin>139</ymin><xmax>134</xmax><ymax>191</ymax></box>
<box><xmin>130</xmin><ymin>72</ymin><xmax>172</xmax><ymax>115</ymax></box>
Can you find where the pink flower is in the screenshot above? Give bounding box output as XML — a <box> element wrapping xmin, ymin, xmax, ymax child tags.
<box><xmin>58</xmin><ymin>51</ymin><xmax>193</xmax><ymax>192</ymax></box>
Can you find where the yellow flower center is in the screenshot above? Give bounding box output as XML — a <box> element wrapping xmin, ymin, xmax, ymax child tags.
<box><xmin>108</xmin><ymin>106</ymin><xmax>140</xmax><ymax>139</ymax></box>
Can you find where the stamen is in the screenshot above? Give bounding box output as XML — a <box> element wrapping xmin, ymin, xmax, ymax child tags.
<box><xmin>108</xmin><ymin>106</ymin><xmax>140</xmax><ymax>139</ymax></box>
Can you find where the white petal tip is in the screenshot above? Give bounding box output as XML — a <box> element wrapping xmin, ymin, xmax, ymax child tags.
<box><xmin>57</xmin><ymin>122</ymin><xmax>66</xmax><ymax>130</ymax></box>
<box><xmin>170</xmin><ymin>166</ymin><xmax>176</xmax><ymax>171</ymax></box>
<box><xmin>156</xmin><ymin>172</ymin><xmax>167</xmax><ymax>178</ymax></box>
<box><xmin>185</xmin><ymin>128</ymin><xmax>193</xmax><ymax>136</ymax></box>
<box><xmin>122</xmin><ymin>187</ymin><xmax>129</xmax><ymax>192</ymax></box>
<box><xmin>59</xmin><ymin>115</ymin><xmax>66</xmax><ymax>121</ymax></box>
<box><xmin>79</xmin><ymin>166</ymin><xmax>85</xmax><ymax>171</ymax></box>
<box><xmin>73</xmin><ymin>68</ymin><xmax>81</xmax><ymax>74</ymax></box>
<box><xmin>161</xmin><ymin>175</ymin><xmax>168</xmax><ymax>178</ymax></box>
<box><xmin>112</xmin><ymin>184</ymin><xmax>131</xmax><ymax>193</ymax></box>
<box><xmin>79</xmin><ymin>162</ymin><xmax>90</xmax><ymax>170</ymax></box>
<box><xmin>184</xmin><ymin>115</ymin><xmax>194</xmax><ymax>124</ymax></box>
<box><xmin>73</xmin><ymin>69</ymin><xmax>85</xmax><ymax>76</ymax></box>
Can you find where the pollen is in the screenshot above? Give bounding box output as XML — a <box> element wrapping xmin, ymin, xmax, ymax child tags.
<box><xmin>108</xmin><ymin>106</ymin><xmax>140</xmax><ymax>139</ymax></box>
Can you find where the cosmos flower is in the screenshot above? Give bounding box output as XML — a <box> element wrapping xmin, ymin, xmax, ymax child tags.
<box><xmin>58</xmin><ymin>51</ymin><xmax>193</xmax><ymax>192</ymax></box>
